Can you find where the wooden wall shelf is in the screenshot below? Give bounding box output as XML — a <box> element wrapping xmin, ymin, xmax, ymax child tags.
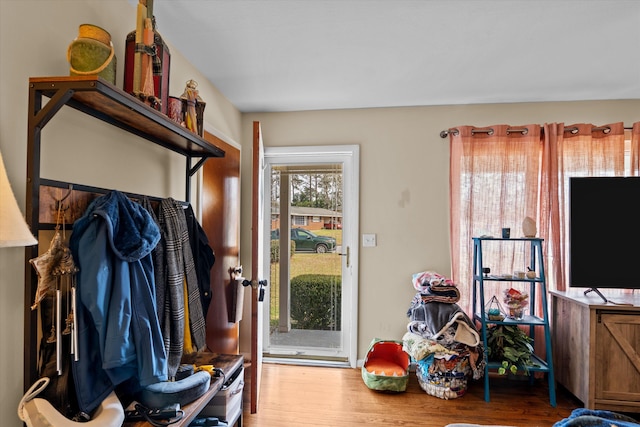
<box><xmin>29</xmin><ymin>76</ymin><xmax>225</xmax><ymax>159</ymax></box>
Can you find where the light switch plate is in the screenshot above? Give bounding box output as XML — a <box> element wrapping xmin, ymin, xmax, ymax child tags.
<box><xmin>362</xmin><ymin>233</ymin><xmax>377</xmax><ymax>247</ymax></box>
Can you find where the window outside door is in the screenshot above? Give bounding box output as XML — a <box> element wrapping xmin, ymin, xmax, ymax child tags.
<box><xmin>261</xmin><ymin>145</ymin><xmax>359</xmax><ymax>367</ymax></box>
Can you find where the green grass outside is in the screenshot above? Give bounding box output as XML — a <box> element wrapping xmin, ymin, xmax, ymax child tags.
<box><xmin>269</xmin><ymin>229</ymin><xmax>342</xmax><ymax>325</ymax></box>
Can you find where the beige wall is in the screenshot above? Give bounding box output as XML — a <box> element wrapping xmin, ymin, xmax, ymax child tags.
<box><xmin>239</xmin><ymin>100</ymin><xmax>640</xmax><ymax>363</ymax></box>
<box><xmin>1</xmin><ymin>1</ymin><xmax>639</xmax><ymax>426</ymax></box>
<box><xmin>0</xmin><ymin>1</ymin><xmax>241</xmax><ymax>426</ymax></box>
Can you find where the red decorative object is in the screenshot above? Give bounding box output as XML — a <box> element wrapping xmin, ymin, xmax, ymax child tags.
<box><xmin>124</xmin><ymin>14</ymin><xmax>170</xmax><ymax>113</ymax></box>
<box><xmin>503</xmin><ymin>288</ymin><xmax>528</xmax><ymax>320</ymax></box>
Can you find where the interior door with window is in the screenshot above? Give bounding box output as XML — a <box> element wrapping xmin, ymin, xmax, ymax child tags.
<box><xmin>201</xmin><ymin>130</ymin><xmax>241</xmax><ymax>353</ymax></box>
<box><xmin>261</xmin><ymin>145</ymin><xmax>359</xmax><ymax>367</ymax></box>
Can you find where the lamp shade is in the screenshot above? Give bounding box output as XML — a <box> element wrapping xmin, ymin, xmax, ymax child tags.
<box><xmin>0</xmin><ymin>149</ymin><xmax>37</xmax><ymax>247</ymax></box>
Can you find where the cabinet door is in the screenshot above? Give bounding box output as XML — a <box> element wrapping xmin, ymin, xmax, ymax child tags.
<box><xmin>595</xmin><ymin>312</ymin><xmax>640</xmax><ymax>402</ymax></box>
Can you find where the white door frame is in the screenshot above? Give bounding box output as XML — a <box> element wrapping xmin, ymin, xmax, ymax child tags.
<box><xmin>261</xmin><ymin>145</ymin><xmax>359</xmax><ymax>368</ymax></box>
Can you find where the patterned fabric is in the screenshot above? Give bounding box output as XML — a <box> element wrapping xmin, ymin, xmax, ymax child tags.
<box><xmin>553</xmin><ymin>409</ymin><xmax>640</xmax><ymax>427</ymax></box>
<box><xmin>404</xmin><ymin>270</ymin><xmax>485</xmax><ymax>396</ymax></box>
<box><xmin>142</xmin><ymin>198</ymin><xmax>166</xmax><ymax>331</ymax></box>
<box><xmin>416</xmin><ymin>352</ymin><xmax>471</xmax><ymax>399</ymax></box>
<box><xmin>402</xmin><ymin>331</ymin><xmax>458</xmax><ymax>361</ymax></box>
<box><xmin>157</xmin><ymin>198</ymin><xmax>207</xmax><ymax>378</ymax></box>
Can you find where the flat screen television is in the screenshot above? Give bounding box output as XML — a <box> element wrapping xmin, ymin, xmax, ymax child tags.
<box><xmin>569</xmin><ymin>176</ymin><xmax>640</xmax><ymax>300</ymax></box>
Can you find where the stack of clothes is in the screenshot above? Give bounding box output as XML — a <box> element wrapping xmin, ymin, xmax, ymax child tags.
<box><xmin>403</xmin><ymin>271</ymin><xmax>485</xmax><ymax>400</ymax></box>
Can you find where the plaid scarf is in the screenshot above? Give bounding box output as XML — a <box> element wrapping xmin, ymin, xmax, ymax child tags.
<box><xmin>156</xmin><ymin>198</ymin><xmax>207</xmax><ymax>378</ymax></box>
<box><xmin>142</xmin><ymin>198</ymin><xmax>166</xmax><ymax>331</ymax></box>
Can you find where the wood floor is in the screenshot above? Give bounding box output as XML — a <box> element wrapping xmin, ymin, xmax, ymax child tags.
<box><xmin>241</xmin><ymin>363</ymin><xmax>584</xmax><ymax>427</ymax></box>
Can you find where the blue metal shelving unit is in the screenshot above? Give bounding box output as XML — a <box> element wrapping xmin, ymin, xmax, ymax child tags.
<box><xmin>472</xmin><ymin>237</ymin><xmax>556</xmax><ymax>407</ymax></box>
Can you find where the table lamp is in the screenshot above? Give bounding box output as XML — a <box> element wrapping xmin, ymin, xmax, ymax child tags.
<box><xmin>0</xmin><ymin>149</ymin><xmax>37</xmax><ymax>247</ymax></box>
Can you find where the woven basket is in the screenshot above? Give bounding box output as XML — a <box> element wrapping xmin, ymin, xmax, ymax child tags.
<box><xmin>67</xmin><ymin>24</ymin><xmax>116</xmax><ymax>84</ymax></box>
<box><xmin>78</xmin><ymin>24</ymin><xmax>111</xmax><ymax>45</ymax></box>
<box><xmin>415</xmin><ymin>353</ymin><xmax>471</xmax><ymax>399</ymax></box>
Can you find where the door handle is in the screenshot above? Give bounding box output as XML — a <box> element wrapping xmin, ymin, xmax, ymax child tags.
<box><xmin>243</xmin><ymin>279</ymin><xmax>268</xmax><ymax>301</ymax></box>
<box><xmin>242</xmin><ymin>278</ymin><xmax>267</xmax><ymax>288</ymax></box>
<box><xmin>339</xmin><ymin>246</ymin><xmax>350</xmax><ymax>268</ymax></box>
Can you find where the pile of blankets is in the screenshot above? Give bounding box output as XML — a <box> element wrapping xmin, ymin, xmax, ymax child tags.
<box><xmin>403</xmin><ymin>271</ymin><xmax>485</xmax><ymax>399</ymax></box>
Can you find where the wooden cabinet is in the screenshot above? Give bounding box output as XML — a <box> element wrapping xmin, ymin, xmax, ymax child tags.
<box><xmin>550</xmin><ymin>290</ymin><xmax>640</xmax><ymax>413</ymax></box>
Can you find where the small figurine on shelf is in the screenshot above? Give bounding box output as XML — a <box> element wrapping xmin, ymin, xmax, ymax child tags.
<box><xmin>180</xmin><ymin>79</ymin><xmax>206</xmax><ymax>136</ymax></box>
<box><xmin>503</xmin><ymin>288</ymin><xmax>528</xmax><ymax>320</ymax></box>
<box><xmin>526</xmin><ymin>267</ymin><xmax>536</xmax><ymax>279</ymax></box>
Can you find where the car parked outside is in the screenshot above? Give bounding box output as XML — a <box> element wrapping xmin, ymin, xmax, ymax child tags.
<box><xmin>271</xmin><ymin>228</ymin><xmax>337</xmax><ymax>253</ymax></box>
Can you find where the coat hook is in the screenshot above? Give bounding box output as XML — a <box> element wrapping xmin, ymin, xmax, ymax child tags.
<box><xmin>53</xmin><ymin>185</ymin><xmax>73</xmax><ymax>211</ymax></box>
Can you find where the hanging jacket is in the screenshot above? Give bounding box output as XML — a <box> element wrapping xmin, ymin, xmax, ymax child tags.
<box><xmin>69</xmin><ymin>190</ymin><xmax>167</xmax><ymax>415</ymax></box>
<box><xmin>184</xmin><ymin>204</ymin><xmax>215</xmax><ymax>318</ymax></box>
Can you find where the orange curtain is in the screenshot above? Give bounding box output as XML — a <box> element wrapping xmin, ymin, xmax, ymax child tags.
<box><xmin>449</xmin><ymin>121</ymin><xmax>638</xmax><ymax>363</ymax></box>
<box><xmin>632</xmin><ymin>122</ymin><xmax>640</xmax><ymax>174</ymax></box>
<box><xmin>449</xmin><ymin>122</ymin><xmax>638</xmax><ymax>313</ymax></box>
<box><xmin>540</xmin><ymin>123</ymin><xmax>627</xmax><ymax>292</ymax></box>
<box><xmin>449</xmin><ymin>124</ymin><xmax>543</xmax><ymax>315</ymax></box>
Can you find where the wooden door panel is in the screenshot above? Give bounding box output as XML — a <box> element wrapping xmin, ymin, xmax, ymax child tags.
<box><xmin>595</xmin><ymin>313</ymin><xmax>640</xmax><ymax>400</ymax></box>
<box><xmin>201</xmin><ymin>131</ymin><xmax>241</xmax><ymax>354</ymax></box>
<box><xmin>250</xmin><ymin>121</ymin><xmax>265</xmax><ymax>413</ymax></box>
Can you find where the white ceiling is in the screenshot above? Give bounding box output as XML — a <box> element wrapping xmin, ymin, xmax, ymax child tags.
<box><xmin>150</xmin><ymin>0</ymin><xmax>640</xmax><ymax>113</ymax></box>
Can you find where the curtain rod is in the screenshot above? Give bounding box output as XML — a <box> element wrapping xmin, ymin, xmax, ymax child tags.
<box><xmin>440</xmin><ymin>126</ymin><xmax>633</xmax><ymax>138</ymax></box>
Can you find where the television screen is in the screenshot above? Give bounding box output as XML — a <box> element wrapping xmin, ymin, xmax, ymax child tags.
<box><xmin>569</xmin><ymin>177</ymin><xmax>640</xmax><ymax>290</ymax></box>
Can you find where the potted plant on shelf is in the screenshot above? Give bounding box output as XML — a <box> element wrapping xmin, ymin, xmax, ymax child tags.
<box><xmin>486</xmin><ymin>324</ymin><xmax>539</xmax><ymax>375</ymax></box>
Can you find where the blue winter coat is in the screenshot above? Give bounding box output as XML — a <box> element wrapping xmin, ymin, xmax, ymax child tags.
<box><xmin>69</xmin><ymin>190</ymin><xmax>167</xmax><ymax>414</ymax></box>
